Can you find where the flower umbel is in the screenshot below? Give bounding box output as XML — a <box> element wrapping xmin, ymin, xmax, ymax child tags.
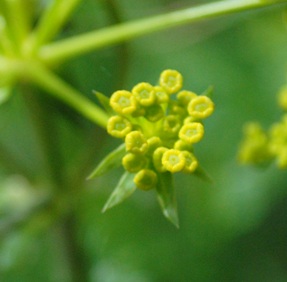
<box><xmin>238</xmin><ymin>83</ymin><xmax>287</xmax><ymax>169</ymax></box>
<box><xmin>90</xmin><ymin>69</ymin><xmax>215</xmax><ymax>226</ymax></box>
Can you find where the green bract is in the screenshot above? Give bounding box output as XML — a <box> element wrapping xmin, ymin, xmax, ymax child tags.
<box><xmin>89</xmin><ymin>70</ymin><xmax>215</xmax><ymax>227</ymax></box>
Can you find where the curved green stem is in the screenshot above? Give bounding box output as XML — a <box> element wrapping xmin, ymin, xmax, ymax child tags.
<box><xmin>29</xmin><ymin>0</ymin><xmax>82</xmax><ymax>52</ymax></box>
<box><xmin>39</xmin><ymin>0</ymin><xmax>287</xmax><ymax>64</ymax></box>
<box><xmin>3</xmin><ymin>0</ymin><xmax>30</xmax><ymax>47</ymax></box>
<box><xmin>25</xmin><ymin>63</ymin><xmax>109</xmax><ymax>127</ymax></box>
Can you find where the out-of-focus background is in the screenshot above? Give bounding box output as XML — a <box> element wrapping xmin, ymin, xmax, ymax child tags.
<box><xmin>1</xmin><ymin>0</ymin><xmax>287</xmax><ymax>281</ymax></box>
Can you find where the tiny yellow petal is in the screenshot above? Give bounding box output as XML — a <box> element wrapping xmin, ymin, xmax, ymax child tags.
<box><xmin>159</xmin><ymin>69</ymin><xmax>183</xmax><ymax>94</ymax></box>
<box><xmin>179</xmin><ymin>122</ymin><xmax>204</xmax><ymax>144</ymax></box>
<box><xmin>132</xmin><ymin>82</ymin><xmax>156</xmax><ymax>106</ymax></box>
<box><xmin>187</xmin><ymin>96</ymin><xmax>214</xmax><ymax>119</ymax></box>
<box><xmin>125</xmin><ymin>131</ymin><xmax>148</xmax><ymax>154</ymax></box>
<box><xmin>110</xmin><ymin>90</ymin><xmax>137</xmax><ymax>115</ymax></box>
<box><xmin>181</xmin><ymin>151</ymin><xmax>198</xmax><ymax>173</ymax></box>
<box><xmin>107</xmin><ymin>115</ymin><xmax>132</xmax><ymax>138</ymax></box>
<box><xmin>162</xmin><ymin>149</ymin><xmax>186</xmax><ymax>173</ymax></box>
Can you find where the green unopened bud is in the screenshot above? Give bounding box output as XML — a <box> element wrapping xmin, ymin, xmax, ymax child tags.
<box><xmin>107</xmin><ymin>115</ymin><xmax>132</xmax><ymax>138</ymax></box>
<box><xmin>122</xmin><ymin>153</ymin><xmax>147</xmax><ymax>173</ymax></box>
<box><xmin>145</xmin><ymin>104</ymin><xmax>164</xmax><ymax>122</ymax></box>
<box><xmin>181</xmin><ymin>151</ymin><xmax>198</xmax><ymax>173</ymax></box>
<box><xmin>132</xmin><ymin>82</ymin><xmax>156</xmax><ymax>106</ymax></box>
<box><xmin>110</xmin><ymin>90</ymin><xmax>137</xmax><ymax>115</ymax></box>
<box><xmin>162</xmin><ymin>149</ymin><xmax>186</xmax><ymax>173</ymax></box>
<box><xmin>153</xmin><ymin>147</ymin><xmax>168</xmax><ymax>172</ymax></box>
<box><xmin>179</xmin><ymin>122</ymin><xmax>204</xmax><ymax>144</ymax></box>
<box><xmin>187</xmin><ymin>96</ymin><xmax>214</xmax><ymax>119</ymax></box>
<box><xmin>125</xmin><ymin>131</ymin><xmax>148</xmax><ymax>154</ymax></box>
<box><xmin>154</xmin><ymin>86</ymin><xmax>169</xmax><ymax>104</ymax></box>
<box><xmin>177</xmin><ymin>90</ymin><xmax>197</xmax><ymax>106</ymax></box>
<box><xmin>134</xmin><ymin>169</ymin><xmax>158</xmax><ymax>191</ymax></box>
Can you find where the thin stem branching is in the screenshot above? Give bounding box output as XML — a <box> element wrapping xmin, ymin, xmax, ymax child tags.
<box><xmin>39</xmin><ymin>0</ymin><xmax>287</xmax><ymax>64</ymax></box>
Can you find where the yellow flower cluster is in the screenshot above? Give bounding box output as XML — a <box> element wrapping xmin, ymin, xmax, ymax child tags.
<box><xmin>107</xmin><ymin>69</ymin><xmax>215</xmax><ymax>190</ymax></box>
<box><xmin>238</xmin><ymin>85</ymin><xmax>287</xmax><ymax>168</ymax></box>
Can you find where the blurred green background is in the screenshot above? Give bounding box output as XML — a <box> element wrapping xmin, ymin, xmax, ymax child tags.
<box><xmin>1</xmin><ymin>0</ymin><xmax>287</xmax><ymax>281</ymax></box>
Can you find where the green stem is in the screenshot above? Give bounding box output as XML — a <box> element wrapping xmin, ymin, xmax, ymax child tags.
<box><xmin>4</xmin><ymin>0</ymin><xmax>30</xmax><ymax>46</ymax></box>
<box><xmin>28</xmin><ymin>0</ymin><xmax>82</xmax><ymax>52</ymax></box>
<box><xmin>24</xmin><ymin>62</ymin><xmax>109</xmax><ymax>127</ymax></box>
<box><xmin>58</xmin><ymin>214</ymin><xmax>90</xmax><ymax>282</ymax></box>
<box><xmin>39</xmin><ymin>0</ymin><xmax>287</xmax><ymax>64</ymax></box>
<box><xmin>104</xmin><ymin>0</ymin><xmax>130</xmax><ymax>90</ymax></box>
<box><xmin>0</xmin><ymin>16</ymin><xmax>16</xmax><ymax>56</ymax></box>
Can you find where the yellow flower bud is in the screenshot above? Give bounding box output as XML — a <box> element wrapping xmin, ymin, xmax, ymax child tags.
<box><xmin>132</xmin><ymin>82</ymin><xmax>156</xmax><ymax>106</ymax></box>
<box><xmin>107</xmin><ymin>115</ymin><xmax>132</xmax><ymax>138</ymax></box>
<box><xmin>125</xmin><ymin>131</ymin><xmax>148</xmax><ymax>154</ymax></box>
<box><xmin>134</xmin><ymin>169</ymin><xmax>158</xmax><ymax>191</ymax></box>
<box><xmin>159</xmin><ymin>69</ymin><xmax>183</xmax><ymax>94</ymax></box>
<box><xmin>179</xmin><ymin>122</ymin><xmax>204</xmax><ymax>144</ymax></box>
<box><xmin>162</xmin><ymin>149</ymin><xmax>186</xmax><ymax>173</ymax></box>
<box><xmin>153</xmin><ymin>147</ymin><xmax>168</xmax><ymax>172</ymax></box>
<box><xmin>122</xmin><ymin>153</ymin><xmax>147</xmax><ymax>173</ymax></box>
<box><xmin>154</xmin><ymin>86</ymin><xmax>169</xmax><ymax>104</ymax></box>
<box><xmin>177</xmin><ymin>90</ymin><xmax>197</xmax><ymax>106</ymax></box>
<box><xmin>187</xmin><ymin>96</ymin><xmax>214</xmax><ymax>119</ymax></box>
<box><xmin>181</xmin><ymin>151</ymin><xmax>198</xmax><ymax>173</ymax></box>
<box><xmin>110</xmin><ymin>90</ymin><xmax>137</xmax><ymax>115</ymax></box>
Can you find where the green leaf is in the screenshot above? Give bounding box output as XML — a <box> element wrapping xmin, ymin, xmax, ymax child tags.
<box><xmin>102</xmin><ymin>171</ymin><xmax>136</xmax><ymax>212</ymax></box>
<box><xmin>193</xmin><ymin>165</ymin><xmax>213</xmax><ymax>183</ymax></box>
<box><xmin>156</xmin><ymin>172</ymin><xmax>179</xmax><ymax>228</ymax></box>
<box><xmin>93</xmin><ymin>90</ymin><xmax>114</xmax><ymax>116</ymax></box>
<box><xmin>0</xmin><ymin>86</ymin><xmax>12</xmax><ymax>105</ymax></box>
<box><xmin>87</xmin><ymin>143</ymin><xmax>126</xmax><ymax>179</ymax></box>
<box><xmin>201</xmin><ymin>85</ymin><xmax>214</xmax><ymax>98</ymax></box>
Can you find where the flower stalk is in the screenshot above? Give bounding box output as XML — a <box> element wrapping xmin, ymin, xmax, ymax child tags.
<box><xmin>39</xmin><ymin>0</ymin><xmax>287</xmax><ymax>64</ymax></box>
